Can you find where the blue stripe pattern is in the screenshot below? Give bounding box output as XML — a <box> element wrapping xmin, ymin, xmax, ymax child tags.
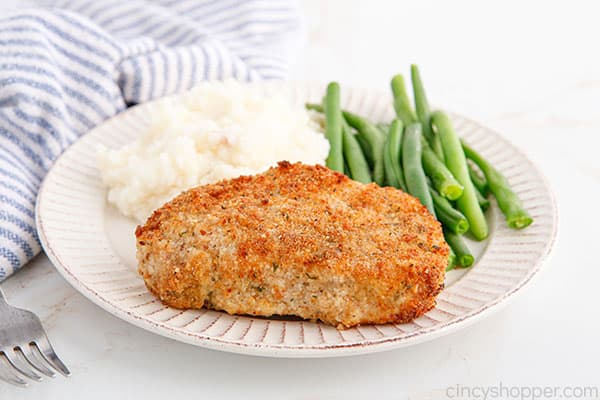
<box><xmin>0</xmin><ymin>0</ymin><xmax>302</xmax><ymax>280</ymax></box>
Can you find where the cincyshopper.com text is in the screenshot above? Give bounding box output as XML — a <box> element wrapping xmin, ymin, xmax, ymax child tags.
<box><xmin>446</xmin><ymin>382</ymin><xmax>599</xmax><ymax>399</ymax></box>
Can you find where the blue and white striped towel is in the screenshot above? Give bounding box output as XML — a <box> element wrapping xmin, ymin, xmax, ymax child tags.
<box><xmin>0</xmin><ymin>0</ymin><xmax>303</xmax><ymax>281</ymax></box>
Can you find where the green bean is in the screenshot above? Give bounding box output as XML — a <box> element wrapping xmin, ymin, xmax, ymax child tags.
<box><xmin>475</xmin><ymin>188</ymin><xmax>490</xmax><ymax>212</ymax></box>
<box><xmin>305</xmin><ymin>103</ymin><xmax>376</xmax><ymax>169</ymax></box>
<box><xmin>402</xmin><ymin>123</ymin><xmax>435</xmax><ymax>215</ymax></box>
<box><xmin>343</xmin><ymin>111</ymin><xmax>385</xmax><ymax>141</ymax></box>
<box><xmin>447</xmin><ymin>247</ymin><xmax>457</xmax><ymax>271</ymax></box>
<box><xmin>306</xmin><ymin>101</ymin><xmax>384</xmax><ymax>153</ymax></box>
<box><xmin>431</xmin><ymin>188</ymin><xmax>469</xmax><ymax>234</ymax></box>
<box><xmin>323</xmin><ymin>83</ymin><xmax>344</xmax><ymax>173</ymax></box>
<box><xmin>383</xmin><ymin>138</ymin><xmax>399</xmax><ymax>188</ymax></box>
<box><xmin>355</xmin><ymin>133</ymin><xmax>374</xmax><ymax>169</ymax></box>
<box><xmin>462</xmin><ymin>141</ymin><xmax>533</xmax><ymax>229</ymax></box>
<box><xmin>383</xmin><ymin>120</ymin><xmax>407</xmax><ymax>191</ymax></box>
<box><xmin>410</xmin><ymin>65</ymin><xmax>430</xmax><ymax>131</ymax></box>
<box><xmin>388</xmin><ymin>120</ymin><xmax>406</xmax><ymax>191</ymax></box>
<box><xmin>410</xmin><ymin>64</ymin><xmax>444</xmax><ymax>161</ymax></box>
<box><xmin>343</xmin><ymin>111</ymin><xmax>386</xmax><ymax>186</ymax></box>
<box><xmin>390</xmin><ymin>74</ymin><xmax>417</xmax><ymax>126</ymax></box>
<box><xmin>342</xmin><ymin>121</ymin><xmax>372</xmax><ymax>183</ymax></box>
<box><xmin>468</xmin><ymin>161</ymin><xmax>490</xmax><ymax>197</ymax></box>
<box><xmin>422</xmin><ymin>140</ymin><xmax>463</xmax><ymax>200</ymax></box>
<box><xmin>444</xmin><ymin>229</ymin><xmax>474</xmax><ymax>267</ymax></box>
<box><xmin>432</xmin><ymin>111</ymin><xmax>489</xmax><ymax>240</ymax></box>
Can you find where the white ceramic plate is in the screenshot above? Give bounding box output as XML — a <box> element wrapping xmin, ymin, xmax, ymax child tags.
<box><xmin>36</xmin><ymin>82</ymin><xmax>557</xmax><ymax>357</ymax></box>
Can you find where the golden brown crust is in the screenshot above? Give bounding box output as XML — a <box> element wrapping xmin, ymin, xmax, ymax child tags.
<box><xmin>136</xmin><ymin>162</ymin><xmax>448</xmax><ymax>328</ymax></box>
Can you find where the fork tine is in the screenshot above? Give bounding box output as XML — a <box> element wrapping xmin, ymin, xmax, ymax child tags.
<box><xmin>0</xmin><ymin>370</ymin><xmax>28</xmax><ymax>387</ymax></box>
<box><xmin>17</xmin><ymin>345</ymin><xmax>56</xmax><ymax>378</ymax></box>
<box><xmin>2</xmin><ymin>349</ymin><xmax>42</xmax><ymax>381</ymax></box>
<box><xmin>0</xmin><ymin>353</ymin><xmax>28</xmax><ymax>387</ymax></box>
<box><xmin>32</xmin><ymin>340</ymin><xmax>70</xmax><ymax>377</ymax></box>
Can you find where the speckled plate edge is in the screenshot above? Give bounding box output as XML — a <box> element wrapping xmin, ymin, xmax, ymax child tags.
<box><xmin>35</xmin><ymin>81</ymin><xmax>558</xmax><ymax>357</ymax></box>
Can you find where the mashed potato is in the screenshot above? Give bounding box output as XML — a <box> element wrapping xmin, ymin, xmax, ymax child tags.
<box><xmin>97</xmin><ymin>80</ymin><xmax>329</xmax><ymax>222</ymax></box>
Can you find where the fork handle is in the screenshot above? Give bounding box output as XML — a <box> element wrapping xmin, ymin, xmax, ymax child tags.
<box><xmin>0</xmin><ymin>287</ymin><xmax>7</xmax><ymax>303</ymax></box>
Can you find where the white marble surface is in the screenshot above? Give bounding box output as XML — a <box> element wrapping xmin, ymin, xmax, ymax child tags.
<box><xmin>2</xmin><ymin>1</ymin><xmax>600</xmax><ymax>399</ymax></box>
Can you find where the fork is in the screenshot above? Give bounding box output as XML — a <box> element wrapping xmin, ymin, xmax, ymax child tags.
<box><xmin>0</xmin><ymin>287</ymin><xmax>70</xmax><ymax>387</ymax></box>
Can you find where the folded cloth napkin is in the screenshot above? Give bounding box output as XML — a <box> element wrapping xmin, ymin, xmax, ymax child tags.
<box><xmin>0</xmin><ymin>0</ymin><xmax>303</xmax><ymax>281</ymax></box>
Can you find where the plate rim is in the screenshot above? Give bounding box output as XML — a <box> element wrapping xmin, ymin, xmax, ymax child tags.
<box><xmin>35</xmin><ymin>82</ymin><xmax>559</xmax><ymax>357</ymax></box>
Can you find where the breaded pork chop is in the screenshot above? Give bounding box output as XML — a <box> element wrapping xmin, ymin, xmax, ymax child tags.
<box><xmin>136</xmin><ymin>162</ymin><xmax>448</xmax><ymax>328</ymax></box>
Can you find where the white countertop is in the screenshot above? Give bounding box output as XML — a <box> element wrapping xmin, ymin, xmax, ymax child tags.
<box><xmin>1</xmin><ymin>1</ymin><xmax>600</xmax><ymax>399</ymax></box>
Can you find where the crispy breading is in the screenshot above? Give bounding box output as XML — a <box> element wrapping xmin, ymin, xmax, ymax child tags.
<box><xmin>136</xmin><ymin>162</ymin><xmax>448</xmax><ymax>328</ymax></box>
